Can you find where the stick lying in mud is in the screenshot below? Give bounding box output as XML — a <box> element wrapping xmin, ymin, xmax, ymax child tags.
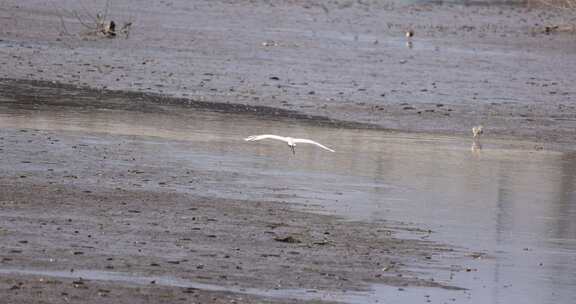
<box><xmin>56</xmin><ymin>0</ymin><xmax>133</xmax><ymax>39</ymax></box>
<box><xmin>244</xmin><ymin>135</ymin><xmax>335</xmax><ymax>155</ymax></box>
<box><xmin>542</xmin><ymin>24</ymin><xmax>576</xmax><ymax>34</ymax></box>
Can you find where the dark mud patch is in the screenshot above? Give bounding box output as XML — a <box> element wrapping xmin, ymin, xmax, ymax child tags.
<box><xmin>0</xmin><ymin>78</ymin><xmax>378</xmax><ymax>130</ymax></box>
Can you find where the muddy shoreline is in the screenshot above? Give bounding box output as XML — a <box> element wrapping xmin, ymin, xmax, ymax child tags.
<box><xmin>0</xmin><ymin>125</ymin><xmax>466</xmax><ymax>303</ymax></box>
<box><xmin>1</xmin><ymin>0</ymin><xmax>575</xmax><ymax>302</ymax></box>
<box><xmin>0</xmin><ymin>78</ymin><xmax>378</xmax><ymax>130</ymax></box>
<box><xmin>2</xmin><ymin>76</ymin><xmax>575</xmax><ymax>152</ymax></box>
<box><xmin>1</xmin><ymin>0</ymin><xmax>575</xmax><ymax>150</ymax></box>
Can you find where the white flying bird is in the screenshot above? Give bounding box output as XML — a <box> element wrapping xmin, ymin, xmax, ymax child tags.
<box><xmin>244</xmin><ymin>134</ymin><xmax>335</xmax><ymax>155</ymax></box>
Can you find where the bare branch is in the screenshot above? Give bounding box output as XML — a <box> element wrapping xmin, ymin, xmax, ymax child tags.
<box><xmin>54</xmin><ymin>0</ymin><xmax>134</xmax><ymax>40</ymax></box>
<box><xmin>78</xmin><ymin>1</ymin><xmax>97</xmax><ymax>23</ymax></box>
<box><xmin>103</xmin><ymin>0</ymin><xmax>111</xmax><ymax>20</ymax></box>
<box><xmin>72</xmin><ymin>10</ymin><xmax>97</xmax><ymax>30</ymax></box>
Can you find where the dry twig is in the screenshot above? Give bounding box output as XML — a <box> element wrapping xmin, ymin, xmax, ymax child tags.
<box><xmin>56</xmin><ymin>0</ymin><xmax>133</xmax><ymax>39</ymax></box>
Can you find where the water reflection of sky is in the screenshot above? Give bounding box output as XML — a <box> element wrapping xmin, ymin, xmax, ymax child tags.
<box><xmin>0</xmin><ymin>103</ymin><xmax>574</xmax><ymax>304</ymax></box>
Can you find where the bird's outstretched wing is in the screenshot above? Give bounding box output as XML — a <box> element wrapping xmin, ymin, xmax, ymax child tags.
<box><xmin>244</xmin><ymin>134</ymin><xmax>289</xmax><ymax>143</ymax></box>
<box><xmin>292</xmin><ymin>138</ymin><xmax>335</xmax><ymax>152</ymax></box>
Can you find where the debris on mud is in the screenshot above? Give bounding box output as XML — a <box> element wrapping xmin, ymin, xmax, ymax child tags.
<box><xmin>57</xmin><ymin>0</ymin><xmax>133</xmax><ymax>39</ymax></box>
<box><xmin>273</xmin><ymin>236</ymin><xmax>302</xmax><ymax>243</ymax></box>
<box><xmin>542</xmin><ymin>24</ymin><xmax>576</xmax><ymax>33</ymax></box>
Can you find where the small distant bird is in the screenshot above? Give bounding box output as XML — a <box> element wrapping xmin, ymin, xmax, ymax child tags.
<box><xmin>244</xmin><ymin>135</ymin><xmax>335</xmax><ymax>155</ymax></box>
<box><xmin>472</xmin><ymin>125</ymin><xmax>484</xmax><ymax>138</ymax></box>
<box><xmin>405</xmin><ymin>31</ymin><xmax>414</xmax><ymax>38</ymax></box>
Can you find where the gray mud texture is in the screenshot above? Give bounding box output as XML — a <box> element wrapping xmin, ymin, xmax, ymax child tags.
<box><xmin>0</xmin><ymin>0</ymin><xmax>575</xmax><ymax>303</ymax></box>
<box><xmin>0</xmin><ymin>126</ymin><xmax>461</xmax><ymax>303</ymax></box>
<box><xmin>0</xmin><ymin>0</ymin><xmax>575</xmax><ymax>148</ymax></box>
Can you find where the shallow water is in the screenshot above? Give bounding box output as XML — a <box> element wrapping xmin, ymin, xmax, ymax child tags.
<box><xmin>0</xmin><ymin>99</ymin><xmax>575</xmax><ymax>303</ymax></box>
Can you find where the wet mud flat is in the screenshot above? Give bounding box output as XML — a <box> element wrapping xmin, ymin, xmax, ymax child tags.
<box><xmin>1</xmin><ymin>0</ymin><xmax>575</xmax><ymax>302</ymax></box>
<box><xmin>0</xmin><ymin>84</ymin><xmax>471</xmax><ymax>302</ymax></box>
<box><xmin>0</xmin><ymin>131</ymin><xmax>463</xmax><ymax>303</ymax></box>
<box><xmin>1</xmin><ymin>0</ymin><xmax>575</xmax><ymax>148</ymax></box>
<box><xmin>1</xmin><ymin>82</ymin><xmax>575</xmax><ymax>303</ymax></box>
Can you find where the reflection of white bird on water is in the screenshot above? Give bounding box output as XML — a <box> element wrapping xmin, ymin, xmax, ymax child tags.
<box><xmin>244</xmin><ymin>135</ymin><xmax>335</xmax><ymax>155</ymax></box>
<box><xmin>471</xmin><ymin>125</ymin><xmax>484</xmax><ymax>152</ymax></box>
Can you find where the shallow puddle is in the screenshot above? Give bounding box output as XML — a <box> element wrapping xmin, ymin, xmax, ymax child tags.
<box><xmin>0</xmin><ymin>93</ymin><xmax>575</xmax><ymax>303</ymax></box>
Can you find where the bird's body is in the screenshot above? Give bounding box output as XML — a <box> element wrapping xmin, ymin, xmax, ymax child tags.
<box><xmin>472</xmin><ymin>125</ymin><xmax>484</xmax><ymax>138</ymax></box>
<box><xmin>244</xmin><ymin>134</ymin><xmax>335</xmax><ymax>155</ymax></box>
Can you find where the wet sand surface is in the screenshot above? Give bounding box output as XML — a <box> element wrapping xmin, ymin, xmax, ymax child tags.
<box><xmin>1</xmin><ymin>81</ymin><xmax>575</xmax><ymax>303</ymax></box>
<box><xmin>1</xmin><ymin>0</ymin><xmax>576</xmax><ymax>303</ymax></box>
